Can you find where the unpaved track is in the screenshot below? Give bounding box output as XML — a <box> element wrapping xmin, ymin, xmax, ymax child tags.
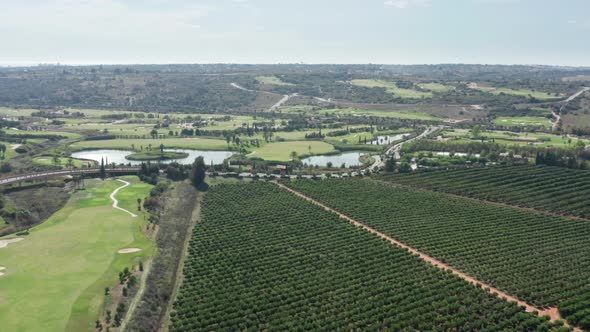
<box><xmin>110</xmin><ymin>179</ymin><xmax>138</xmax><ymax>218</ymax></box>
<box><xmin>274</xmin><ymin>181</ymin><xmax>577</xmax><ymax>329</ymax></box>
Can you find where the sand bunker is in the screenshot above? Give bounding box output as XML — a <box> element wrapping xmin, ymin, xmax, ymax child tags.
<box><xmin>117</xmin><ymin>248</ymin><xmax>142</xmax><ymax>254</ymax></box>
<box><xmin>0</xmin><ymin>266</ymin><xmax>5</xmax><ymax>276</ymax></box>
<box><xmin>0</xmin><ymin>238</ymin><xmax>24</xmax><ymax>249</ymax></box>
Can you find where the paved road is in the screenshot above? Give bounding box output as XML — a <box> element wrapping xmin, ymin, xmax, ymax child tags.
<box><xmin>554</xmin><ymin>86</ymin><xmax>589</xmax><ymax>131</ymax></box>
<box><xmin>231</xmin><ymin>82</ymin><xmax>316</xmax><ymax>111</ymax></box>
<box><xmin>565</xmin><ymin>87</ymin><xmax>589</xmax><ymax>103</ymax></box>
<box><xmin>270</xmin><ymin>93</ymin><xmax>297</xmax><ymax>111</ymax></box>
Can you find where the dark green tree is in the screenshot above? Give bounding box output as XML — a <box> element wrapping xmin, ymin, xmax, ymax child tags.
<box><xmin>99</xmin><ymin>157</ymin><xmax>106</xmax><ymax>180</ymax></box>
<box><xmin>385</xmin><ymin>156</ymin><xmax>396</xmax><ymax>173</ymax></box>
<box><xmin>190</xmin><ymin>156</ymin><xmax>206</xmax><ymax>188</ymax></box>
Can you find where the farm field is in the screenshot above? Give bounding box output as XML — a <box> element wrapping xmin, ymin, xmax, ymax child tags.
<box><xmin>476</xmin><ymin>86</ymin><xmax>563</xmax><ymax>100</ymax></box>
<box><xmin>33</xmin><ymin>156</ymin><xmax>91</xmax><ymax>168</ymax></box>
<box><xmin>247</xmin><ymin>141</ymin><xmax>335</xmax><ymax>161</ymax></box>
<box><xmin>69</xmin><ymin>137</ymin><xmax>230</xmax><ymax>151</ymax></box>
<box><xmin>351</xmin><ymin>79</ymin><xmax>433</xmax><ymax>99</ymax></box>
<box><xmin>418</xmin><ymin>82</ymin><xmax>455</xmax><ymax>92</ymax></box>
<box><xmin>255</xmin><ymin>75</ymin><xmax>294</xmax><ymax>86</ymax></box>
<box><xmin>284</xmin><ymin>178</ymin><xmax>590</xmax><ymax>317</ymax></box>
<box><xmin>0</xmin><ymin>176</ymin><xmax>153</xmax><ymax>332</ymax></box>
<box><xmin>3</xmin><ymin>128</ymin><xmax>82</xmax><ymax>139</ymax></box>
<box><xmin>170</xmin><ymin>182</ymin><xmax>562</xmax><ymax>331</ymax></box>
<box><xmin>384</xmin><ymin>165</ymin><xmax>590</xmax><ymax>218</ymax></box>
<box><xmin>317</xmin><ymin>108</ymin><xmax>440</xmax><ymax>120</ymax></box>
<box><xmin>493</xmin><ymin>116</ymin><xmax>553</xmax><ymax>128</ymax></box>
<box><xmin>443</xmin><ymin>129</ymin><xmax>588</xmax><ymax>148</ymax></box>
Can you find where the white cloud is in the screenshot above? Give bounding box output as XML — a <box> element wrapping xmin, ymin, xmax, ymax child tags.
<box><xmin>384</xmin><ymin>0</ymin><xmax>430</xmax><ymax>9</ymax></box>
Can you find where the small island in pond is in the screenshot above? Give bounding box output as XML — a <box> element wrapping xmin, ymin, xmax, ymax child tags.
<box><xmin>125</xmin><ymin>151</ymin><xmax>189</xmax><ymax>161</ymax></box>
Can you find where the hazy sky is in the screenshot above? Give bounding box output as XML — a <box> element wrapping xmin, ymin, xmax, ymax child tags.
<box><xmin>1</xmin><ymin>0</ymin><xmax>589</xmax><ymax>66</ymax></box>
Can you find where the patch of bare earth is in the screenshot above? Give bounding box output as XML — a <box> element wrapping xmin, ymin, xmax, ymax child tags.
<box><xmin>0</xmin><ymin>238</ymin><xmax>24</xmax><ymax>248</ymax></box>
<box><xmin>118</xmin><ymin>248</ymin><xmax>142</xmax><ymax>254</ymax></box>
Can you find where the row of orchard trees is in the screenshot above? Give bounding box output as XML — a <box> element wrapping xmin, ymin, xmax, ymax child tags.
<box><xmin>169</xmin><ymin>182</ymin><xmax>567</xmax><ymax>332</ymax></box>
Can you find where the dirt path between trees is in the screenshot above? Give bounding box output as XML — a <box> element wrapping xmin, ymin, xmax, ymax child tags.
<box><xmin>274</xmin><ymin>181</ymin><xmax>578</xmax><ymax>330</ymax></box>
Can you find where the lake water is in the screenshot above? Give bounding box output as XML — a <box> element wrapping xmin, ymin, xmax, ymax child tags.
<box><xmin>71</xmin><ymin>149</ymin><xmax>235</xmax><ymax>165</ymax></box>
<box><xmin>301</xmin><ymin>152</ymin><xmax>367</xmax><ymax>167</ymax></box>
<box><xmin>367</xmin><ymin>134</ymin><xmax>409</xmax><ymax>145</ymax></box>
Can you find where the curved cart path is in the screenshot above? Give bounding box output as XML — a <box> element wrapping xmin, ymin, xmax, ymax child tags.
<box><xmin>110</xmin><ymin>179</ymin><xmax>138</xmax><ymax>218</ymax></box>
<box><xmin>274</xmin><ymin>181</ymin><xmax>578</xmax><ymax>330</ymax></box>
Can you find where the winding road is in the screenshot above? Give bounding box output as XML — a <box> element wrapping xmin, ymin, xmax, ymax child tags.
<box><xmin>109</xmin><ymin>179</ymin><xmax>138</xmax><ymax>218</ymax></box>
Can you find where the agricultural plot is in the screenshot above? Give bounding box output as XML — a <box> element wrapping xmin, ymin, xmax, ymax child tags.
<box><xmin>247</xmin><ymin>141</ymin><xmax>335</xmax><ymax>161</ymax></box>
<box><xmin>0</xmin><ymin>177</ymin><xmax>153</xmax><ymax>332</ymax></box>
<box><xmin>3</xmin><ymin>128</ymin><xmax>82</xmax><ymax>139</ymax></box>
<box><xmin>476</xmin><ymin>87</ymin><xmax>563</xmax><ymax>100</ymax></box>
<box><xmin>170</xmin><ymin>182</ymin><xmax>563</xmax><ymax>331</ymax></box>
<box><xmin>317</xmin><ymin>108</ymin><xmax>440</xmax><ymax>121</ymax></box>
<box><xmin>494</xmin><ymin>116</ymin><xmax>552</xmax><ymax>128</ymax></box>
<box><xmin>69</xmin><ymin>137</ymin><xmax>229</xmax><ymax>151</ymax></box>
<box><xmin>443</xmin><ymin>129</ymin><xmax>588</xmax><ymax>148</ymax></box>
<box><xmin>255</xmin><ymin>75</ymin><xmax>295</xmax><ymax>86</ymax></box>
<box><xmin>33</xmin><ymin>156</ymin><xmax>91</xmax><ymax>168</ymax></box>
<box><xmin>351</xmin><ymin>79</ymin><xmax>433</xmax><ymax>99</ymax></box>
<box><xmin>384</xmin><ymin>165</ymin><xmax>590</xmax><ymax>218</ymax></box>
<box><xmin>418</xmin><ymin>82</ymin><xmax>455</xmax><ymax>92</ymax></box>
<box><xmin>285</xmin><ymin>178</ymin><xmax>590</xmax><ymax>314</ymax></box>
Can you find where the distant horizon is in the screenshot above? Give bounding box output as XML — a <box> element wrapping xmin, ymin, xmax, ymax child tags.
<box><xmin>1</xmin><ymin>61</ymin><xmax>590</xmax><ymax>69</ymax></box>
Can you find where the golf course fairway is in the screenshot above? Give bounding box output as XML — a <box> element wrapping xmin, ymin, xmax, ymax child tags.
<box><xmin>0</xmin><ymin>176</ymin><xmax>154</xmax><ymax>332</ymax></box>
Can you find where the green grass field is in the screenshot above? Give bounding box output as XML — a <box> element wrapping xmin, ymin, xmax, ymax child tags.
<box><xmin>33</xmin><ymin>156</ymin><xmax>91</xmax><ymax>168</ymax></box>
<box><xmin>444</xmin><ymin>129</ymin><xmax>589</xmax><ymax>148</ymax></box>
<box><xmin>256</xmin><ymin>75</ymin><xmax>295</xmax><ymax>86</ymax></box>
<box><xmin>3</xmin><ymin>129</ymin><xmax>82</xmax><ymax>139</ymax></box>
<box><xmin>351</xmin><ymin>79</ymin><xmax>432</xmax><ymax>99</ymax></box>
<box><xmin>477</xmin><ymin>87</ymin><xmax>563</xmax><ymax>100</ymax></box>
<box><xmin>0</xmin><ymin>176</ymin><xmax>153</xmax><ymax>332</ymax></box>
<box><xmin>0</xmin><ymin>142</ymin><xmax>19</xmax><ymax>161</ymax></box>
<box><xmin>69</xmin><ymin>137</ymin><xmax>229</xmax><ymax>151</ymax></box>
<box><xmin>248</xmin><ymin>141</ymin><xmax>335</xmax><ymax>161</ymax></box>
<box><xmin>493</xmin><ymin>116</ymin><xmax>553</xmax><ymax>128</ymax></box>
<box><xmin>317</xmin><ymin>108</ymin><xmax>439</xmax><ymax>121</ymax></box>
<box><xmin>418</xmin><ymin>83</ymin><xmax>455</xmax><ymax>92</ymax></box>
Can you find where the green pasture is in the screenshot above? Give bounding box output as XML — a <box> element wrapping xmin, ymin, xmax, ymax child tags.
<box><xmin>69</xmin><ymin>137</ymin><xmax>230</xmax><ymax>151</ymax></box>
<box><xmin>33</xmin><ymin>156</ymin><xmax>91</xmax><ymax>168</ymax></box>
<box><xmin>248</xmin><ymin>141</ymin><xmax>335</xmax><ymax>161</ymax></box>
<box><xmin>444</xmin><ymin>129</ymin><xmax>589</xmax><ymax>148</ymax></box>
<box><xmin>318</xmin><ymin>108</ymin><xmax>439</xmax><ymax>121</ymax></box>
<box><xmin>493</xmin><ymin>116</ymin><xmax>552</xmax><ymax>128</ymax></box>
<box><xmin>418</xmin><ymin>83</ymin><xmax>455</xmax><ymax>92</ymax></box>
<box><xmin>351</xmin><ymin>79</ymin><xmax>432</xmax><ymax>99</ymax></box>
<box><xmin>477</xmin><ymin>87</ymin><xmax>563</xmax><ymax>100</ymax></box>
<box><xmin>0</xmin><ymin>177</ymin><xmax>153</xmax><ymax>332</ymax></box>
<box><xmin>256</xmin><ymin>76</ymin><xmax>295</xmax><ymax>86</ymax></box>
<box><xmin>3</xmin><ymin>129</ymin><xmax>82</xmax><ymax>139</ymax></box>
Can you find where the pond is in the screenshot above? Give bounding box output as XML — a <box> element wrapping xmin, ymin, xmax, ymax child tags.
<box><xmin>301</xmin><ymin>152</ymin><xmax>369</xmax><ymax>167</ymax></box>
<box><xmin>71</xmin><ymin>149</ymin><xmax>235</xmax><ymax>165</ymax></box>
<box><xmin>367</xmin><ymin>134</ymin><xmax>410</xmax><ymax>145</ymax></box>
